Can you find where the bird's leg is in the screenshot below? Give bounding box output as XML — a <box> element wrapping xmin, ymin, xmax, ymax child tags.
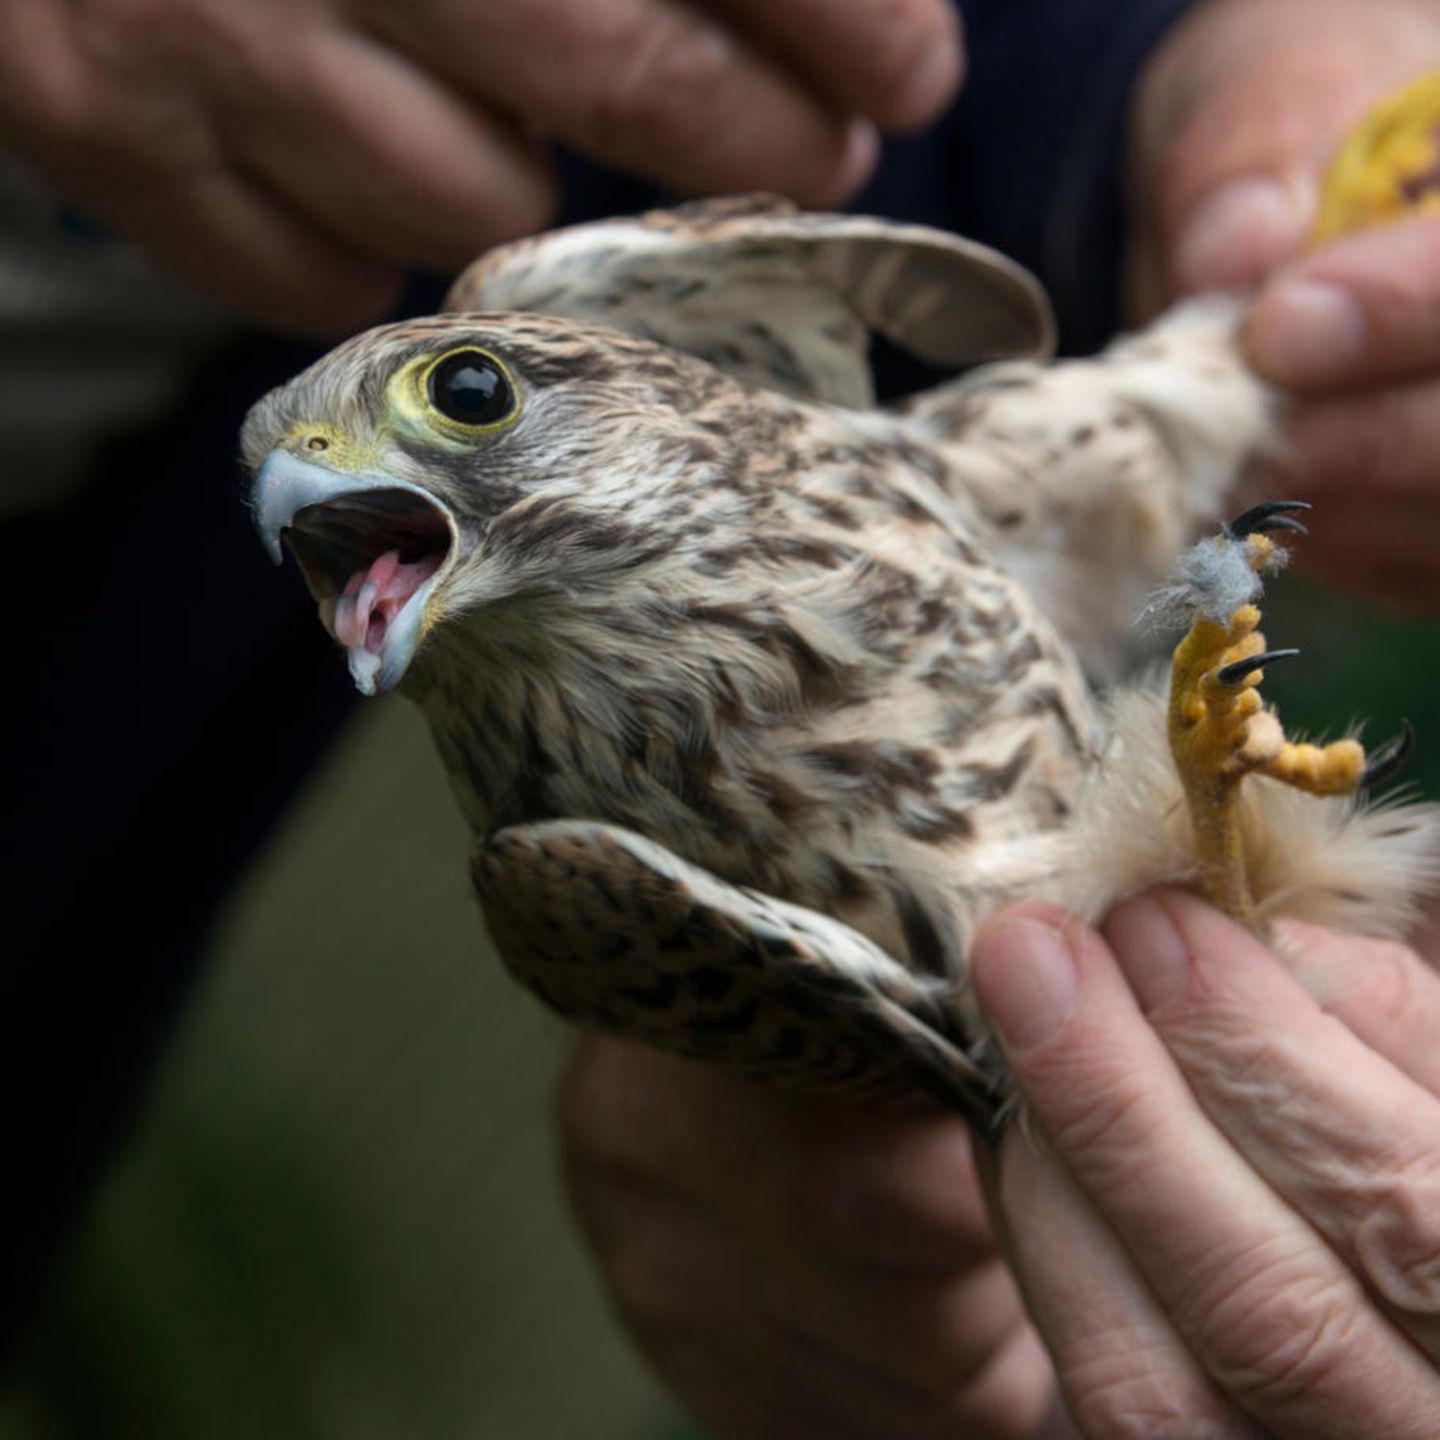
<box><xmin>1165</xmin><ymin>503</ymin><xmax>1411</xmax><ymax>925</ymax></box>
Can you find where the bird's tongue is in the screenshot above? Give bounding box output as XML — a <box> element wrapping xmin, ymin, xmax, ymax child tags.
<box><xmin>332</xmin><ymin>549</ymin><xmax>442</xmax><ymax>654</ymax></box>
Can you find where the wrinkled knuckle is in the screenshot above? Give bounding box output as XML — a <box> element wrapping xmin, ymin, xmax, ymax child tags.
<box><xmin>1345</xmin><ymin>938</ymin><xmax>1421</xmax><ymax>1029</ymax></box>
<box><xmin>588</xmin><ymin>15</ymin><xmax>736</xmax><ymax>165</ymax></box>
<box><xmin>1214</xmin><ymin>1266</ymin><xmax>1358</xmax><ymax>1409</ymax></box>
<box><xmin>1065</xmin><ymin>1388</ymin><xmax>1237</xmax><ymax>1440</ymax></box>
<box><xmin>1354</xmin><ymin>1167</ymin><xmax>1440</xmax><ymax>1315</ymax></box>
<box><xmin>1041</xmin><ymin>1069</ymin><xmax>1162</xmax><ymax>1185</ymax></box>
<box><xmin>1058</xmin><ymin>1337</ymin><xmax>1236</xmax><ymax>1440</ymax></box>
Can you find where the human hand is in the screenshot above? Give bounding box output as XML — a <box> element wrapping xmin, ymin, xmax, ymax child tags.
<box><xmin>0</xmin><ymin>0</ymin><xmax>961</xmax><ymax>337</ymax></box>
<box><xmin>559</xmin><ymin>1034</ymin><xmax>1061</xmax><ymax>1440</ymax></box>
<box><xmin>1127</xmin><ymin>0</ymin><xmax>1440</xmax><ymax>611</ymax></box>
<box><xmin>973</xmin><ymin>889</ymin><xmax>1440</xmax><ymax>1436</ymax></box>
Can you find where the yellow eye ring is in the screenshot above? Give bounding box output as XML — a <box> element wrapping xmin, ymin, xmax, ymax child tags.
<box><xmin>422</xmin><ymin>347</ymin><xmax>521</xmax><ymax>434</ymax></box>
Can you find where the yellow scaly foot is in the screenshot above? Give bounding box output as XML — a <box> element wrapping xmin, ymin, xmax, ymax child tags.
<box><xmin>1167</xmin><ymin>503</ymin><xmax>1412</xmax><ymax>924</ymax></box>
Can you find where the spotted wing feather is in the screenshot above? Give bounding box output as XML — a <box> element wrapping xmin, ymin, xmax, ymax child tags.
<box><xmin>443</xmin><ymin>196</ymin><xmax>1054</xmax><ymax>407</ymax></box>
<box><xmin>474</xmin><ymin>819</ymin><xmax>1001</xmax><ymax>1128</ymax></box>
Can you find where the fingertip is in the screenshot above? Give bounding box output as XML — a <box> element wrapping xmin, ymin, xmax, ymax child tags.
<box><xmin>734</xmin><ymin>0</ymin><xmax>963</xmax><ymax>137</ymax></box>
<box><xmin>975</xmin><ymin>901</ymin><xmax>1077</xmax><ymax>944</ymax></box>
<box><xmin>745</xmin><ymin>110</ymin><xmax>879</xmax><ymax>209</ymax></box>
<box><xmin>1273</xmin><ymin>916</ymin><xmax>1419</xmax><ymax>1012</ymax></box>
<box><xmin>972</xmin><ymin>911</ymin><xmax>1080</xmax><ymax>1053</ymax></box>
<box><xmin>873</xmin><ymin>15</ymin><xmax>965</xmax><ymax>133</ymax></box>
<box><xmin>1247</xmin><ymin>212</ymin><xmax>1440</xmax><ymax>389</ymax></box>
<box><xmin>1103</xmin><ymin>893</ymin><xmax>1193</xmax><ymax>1014</ymax></box>
<box><xmin>1172</xmin><ymin>174</ymin><xmax>1312</xmax><ymax>294</ymax></box>
<box><xmin>1147</xmin><ymin>886</ymin><xmax>1270</xmax><ymax>952</ymax></box>
<box><xmin>1246</xmin><ymin>276</ymin><xmax>1367</xmax><ymax>387</ymax></box>
<box><xmin>1109</xmin><ymin>889</ymin><xmax>1284</xmax><ymax>1016</ymax></box>
<box><xmin>808</xmin><ymin>117</ymin><xmax>880</xmax><ymax>206</ymax></box>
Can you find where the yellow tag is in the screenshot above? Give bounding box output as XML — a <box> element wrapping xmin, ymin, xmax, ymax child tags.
<box><xmin>1312</xmin><ymin>68</ymin><xmax>1440</xmax><ymax>244</ymax></box>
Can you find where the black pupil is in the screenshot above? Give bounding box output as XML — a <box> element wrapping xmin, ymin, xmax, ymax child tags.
<box><xmin>429</xmin><ymin>352</ymin><xmax>512</xmax><ymax>425</ymax></box>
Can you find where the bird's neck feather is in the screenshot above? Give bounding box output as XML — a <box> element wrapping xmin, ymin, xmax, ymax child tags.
<box><xmin>411</xmin><ymin>569</ymin><xmax>824</xmax><ymax>853</ymax></box>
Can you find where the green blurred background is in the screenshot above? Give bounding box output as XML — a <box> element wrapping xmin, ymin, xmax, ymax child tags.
<box><xmin>1</xmin><ymin>582</ymin><xmax>1435</xmax><ymax>1440</ymax></box>
<box><xmin>0</xmin><ymin>697</ymin><xmax>680</xmax><ymax>1440</ymax></box>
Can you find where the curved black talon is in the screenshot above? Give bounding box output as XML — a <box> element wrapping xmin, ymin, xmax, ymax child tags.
<box><xmin>1361</xmin><ymin>719</ymin><xmax>1415</xmax><ymax>790</ymax></box>
<box><xmin>1226</xmin><ymin>500</ymin><xmax>1313</xmax><ymax>539</ymax></box>
<box><xmin>1215</xmin><ymin>648</ymin><xmax>1300</xmax><ymax>686</ymax></box>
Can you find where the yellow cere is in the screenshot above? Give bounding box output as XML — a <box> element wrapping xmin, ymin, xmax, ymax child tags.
<box><xmin>280</xmin><ymin>421</ymin><xmax>380</xmax><ymax>474</ymax></box>
<box><xmin>1312</xmin><ymin>67</ymin><xmax>1440</xmax><ymax>244</ymax></box>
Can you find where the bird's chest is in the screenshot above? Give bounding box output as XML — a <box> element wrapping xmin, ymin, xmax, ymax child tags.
<box><xmin>418</xmin><ymin>647</ymin><xmax>779</xmax><ymax>873</ymax></box>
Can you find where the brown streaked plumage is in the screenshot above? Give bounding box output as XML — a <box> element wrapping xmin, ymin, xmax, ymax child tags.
<box><xmin>242</xmin><ymin>197</ymin><xmax>1439</xmax><ymax>1126</ymax></box>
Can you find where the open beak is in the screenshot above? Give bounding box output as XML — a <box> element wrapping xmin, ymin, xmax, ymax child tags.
<box><xmin>252</xmin><ymin>449</ymin><xmax>458</xmax><ymax>696</ymax></box>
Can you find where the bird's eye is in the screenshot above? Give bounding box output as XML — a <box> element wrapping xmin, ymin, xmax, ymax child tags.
<box><xmin>426</xmin><ymin>349</ymin><xmax>517</xmax><ymax>429</ymax></box>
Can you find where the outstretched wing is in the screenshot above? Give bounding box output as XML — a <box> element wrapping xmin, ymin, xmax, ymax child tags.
<box><xmin>474</xmin><ymin>819</ymin><xmax>1003</xmax><ymax>1130</ymax></box>
<box><xmin>443</xmin><ymin>195</ymin><xmax>1054</xmax><ymax>407</ymax></box>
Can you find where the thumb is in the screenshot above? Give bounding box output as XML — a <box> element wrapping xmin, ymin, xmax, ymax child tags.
<box><xmin>1130</xmin><ymin>0</ymin><xmax>1440</xmax><ymax>298</ymax></box>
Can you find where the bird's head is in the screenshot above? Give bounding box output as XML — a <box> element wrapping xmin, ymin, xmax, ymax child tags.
<box><xmin>243</xmin><ymin>311</ymin><xmax>748</xmax><ymax>696</ymax></box>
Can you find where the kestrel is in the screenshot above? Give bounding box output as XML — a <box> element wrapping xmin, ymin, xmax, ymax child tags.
<box><xmin>242</xmin><ymin>152</ymin><xmax>1440</xmax><ymax>1127</ymax></box>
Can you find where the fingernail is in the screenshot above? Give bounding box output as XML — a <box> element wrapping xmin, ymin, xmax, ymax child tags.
<box><xmin>823</xmin><ymin>118</ymin><xmax>880</xmax><ymax>204</ymax></box>
<box><xmin>1105</xmin><ymin>895</ymin><xmax>1191</xmax><ymax>1012</ymax></box>
<box><xmin>973</xmin><ymin>919</ymin><xmax>1077</xmax><ymax>1050</ymax></box>
<box><xmin>1249</xmin><ymin>279</ymin><xmax>1366</xmax><ymax>385</ymax></box>
<box><xmin>889</xmin><ymin>36</ymin><xmax>964</xmax><ymax>130</ymax></box>
<box><xmin>1174</xmin><ymin>176</ymin><xmax>1311</xmax><ymax>293</ymax></box>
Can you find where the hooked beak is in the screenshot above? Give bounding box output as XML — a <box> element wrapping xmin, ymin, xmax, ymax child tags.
<box><xmin>252</xmin><ymin>449</ymin><xmax>458</xmax><ymax>696</ymax></box>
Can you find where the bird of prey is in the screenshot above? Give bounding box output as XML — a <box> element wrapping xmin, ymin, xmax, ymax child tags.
<box><xmin>243</xmin><ymin>175</ymin><xmax>1438</xmax><ymax>1129</ymax></box>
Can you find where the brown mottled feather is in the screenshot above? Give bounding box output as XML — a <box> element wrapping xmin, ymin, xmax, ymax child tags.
<box><xmin>476</xmin><ymin>821</ymin><xmax>996</xmax><ymax>1125</ymax></box>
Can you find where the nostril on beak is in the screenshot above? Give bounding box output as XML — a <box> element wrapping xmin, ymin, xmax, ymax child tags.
<box><xmin>306</xmin><ymin>434</ymin><xmax>330</xmax><ymax>452</ymax></box>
